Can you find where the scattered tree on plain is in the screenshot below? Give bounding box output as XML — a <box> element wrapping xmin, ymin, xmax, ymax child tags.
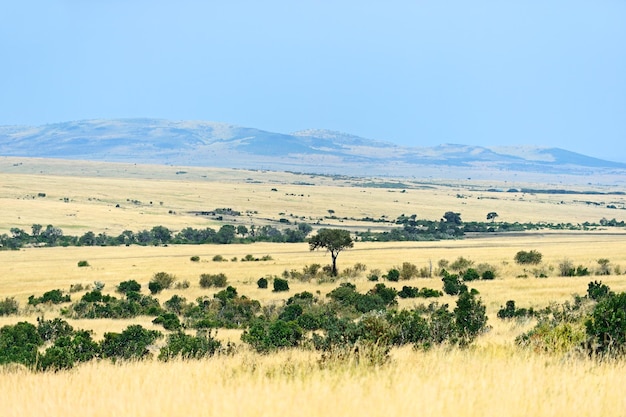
<box><xmin>308</xmin><ymin>229</ymin><xmax>354</xmax><ymax>276</ymax></box>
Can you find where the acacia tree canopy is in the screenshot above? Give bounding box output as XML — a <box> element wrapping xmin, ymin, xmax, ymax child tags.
<box><xmin>308</xmin><ymin>229</ymin><xmax>353</xmax><ymax>276</ymax></box>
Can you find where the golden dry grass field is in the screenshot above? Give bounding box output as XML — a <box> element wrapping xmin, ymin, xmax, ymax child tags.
<box><xmin>1</xmin><ymin>158</ymin><xmax>626</xmax><ymax>416</ymax></box>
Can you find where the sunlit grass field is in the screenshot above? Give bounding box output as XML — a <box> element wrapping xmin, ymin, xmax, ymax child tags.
<box><xmin>1</xmin><ymin>159</ymin><xmax>626</xmax><ymax>416</ymax></box>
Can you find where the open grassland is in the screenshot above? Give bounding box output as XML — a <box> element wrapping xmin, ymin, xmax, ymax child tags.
<box><xmin>1</xmin><ymin>160</ymin><xmax>626</xmax><ymax>416</ymax></box>
<box><xmin>2</xmin><ymin>348</ymin><xmax>626</xmax><ymax>417</ymax></box>
<box><xmin>2</xmin><ymin>158</ymin><xmax>626</xmax><ymax>236</ymax></box>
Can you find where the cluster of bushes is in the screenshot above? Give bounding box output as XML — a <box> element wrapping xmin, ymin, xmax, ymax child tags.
<box><xmin>0</xmin><ymin>318</ymin><xmax>224</xmax><ymax>371</ymax></box>
<box><xmin>28</xmin><ymin>289</ymin><xmax>71</xmax><ymax>306</ymax></box>
<box><xmin>241</xmin><ymin>283</ymin><xmax>488</xmax><ymax>359</ymax></box>
<box><xmin>507</xmin><ymin>281</ymin><xmax>626</xmax><ymax>358</ymax></box>
<box><xmin>398</xmin><ymin>286</ymin><xmax>442</xmax><ymax>299</ymax></box>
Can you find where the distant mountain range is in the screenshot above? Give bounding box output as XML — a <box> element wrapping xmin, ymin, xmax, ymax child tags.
<box><xmin>1</xmin><ymin>119</ymin><xmax>624</xmax><ymax>181</ymax></box>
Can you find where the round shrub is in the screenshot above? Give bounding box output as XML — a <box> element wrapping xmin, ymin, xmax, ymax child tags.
<box><xmin>482</xmin><ymin>270</ymin><xmax>495</xmax><ymax>280</ymax></box>
<box><xmin>257</xmin><ymin>277</ymin><xmax>268</xmax><ymax>289</ymax></box>
<box><xmin>117</xmin><ymin>280</ymin><xmax>141</xmax><ymax>294</ymax></box>
<box><xmin>273</xmin><ymin>278</ymin><xmax>290</xmax><ymax>292</ymax></box>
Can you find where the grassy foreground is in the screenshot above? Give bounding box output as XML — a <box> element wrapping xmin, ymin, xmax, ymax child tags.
<box><xmin>2</xmin><ymin>163</ymin><xmax>626</xmax><ymax>416</ymax></box>
<box><xmin>2</xmin><ymin>347</ymin><xmax>625</xmax><ymax>417</ymax></box>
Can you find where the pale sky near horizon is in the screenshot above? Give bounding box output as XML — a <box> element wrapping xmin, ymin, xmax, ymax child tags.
<box><xmin>1</xmin><ymin>1</ymin><xmax>625</xmax><ymax>161</ymax></box>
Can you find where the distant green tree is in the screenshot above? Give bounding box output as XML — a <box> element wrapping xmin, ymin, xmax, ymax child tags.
<box><xmin>308</xmin><ymin>229</ymin><xmax>354</xmax><ymax>276</ymax></box>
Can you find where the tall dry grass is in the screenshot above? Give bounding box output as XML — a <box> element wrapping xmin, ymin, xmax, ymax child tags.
<box><xmin>2</xmin><ymin>346</ymin><xmax>625</xmax><ymax>417</ymax></box>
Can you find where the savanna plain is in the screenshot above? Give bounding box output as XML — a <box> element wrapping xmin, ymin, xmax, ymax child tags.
<box><xmin>1</xmin><ymin>157</ymin><xmax>626</xmax><ymax>417</ymax></box>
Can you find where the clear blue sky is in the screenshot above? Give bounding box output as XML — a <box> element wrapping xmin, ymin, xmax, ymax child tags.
<box><xmin>2</xmin><ymin>1</ymin><xmax>625</xmax><ymax>161</ymax></box>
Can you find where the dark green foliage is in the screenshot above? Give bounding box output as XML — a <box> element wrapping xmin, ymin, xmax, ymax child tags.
<box><xmin>77</xmin><ymin>260</ymin><xmax>90</xmax><ymax>267</ymax></box>
<box><xmin>190</xmin><ymin>256</ymin><xmax>200</xmax><ymax>262</ymax></box>
<box><xmin>481</xmin><ymin>270</ymin><xmax>496</xmax><ymax>280</ymax></box>
<box><xmin>462</xmin><ymin>268</ymin><xmax>480</xmax><ymax>281</ymax></box>
<box><xmin>0</xmin><ymin>297</ymin><xmax>19</xmax><ymax>316</ymax></box>
<box><xmin>28</xmin><ymin>289</ymin><xmax>71</xmax><ymax>306</ymax></box>
<box><xmin>100</xmin><ymin>325</ymin><xmax>162</xmax><ymax>361</ymax></box>
<box><xmin>0</xmin><ymin>322</ymin><xmax>43</xmax><ymax>367</ymax></box>
<box><xmin>367</xmin><ymin>283</ymin><xmax>397</xmax><ymax>306</ymax></box>
<box><xmin>65</xmin><ymin>291</ymin><xmax>163</xmax><ymax>319</ymax></box>
<box><xmin>257</xmin><ymin>277</ymin><xmax>268</xmax><ymax>289</ymax></box>
<box><xmin>241</xmin><ymin>318</ymin><xmax>303</xmax><ymax>352</ymax></box>
<box><xmin>454</xmin><ymin>291</ymin><xmax>488</xmax><ymax>345</ymax></box>
<box><xmin>398</xmin><ymin>286</ymin><xmax>443</xmax><ymax>299</ymax></box>
<box><xmin>273</xmin><ymin>278</ymin><xmax>290</xmax><ymax>292</ymax></box>
<box><xmin>398</xmin><ymin>285</ymin><xmax>420</xmax><ymax>298</ymax></box>
<box><xmin>37</xmin><ymin>330</ymin><xmax>100</xmax><ymax>371</ymax></box>
<box><xmin>514</xmin><ymin>250</ymin><xmax>543</xmax><ymax>265</ymax></box>
<box><xmin>585</xmin><ymin>292</ymin><xmax>626</xmax><ymax>356</ymax></box>
<box><xmin>587</xmin><ymin>281</ymin><xmax>613</xmax><ymax>301</ymax></box>
<box><xmin>214</xmin><ymin>286</ymin><xmax>238</xmax><ymax>303</ymax></box>
<box><xmin>279</xmin><ymin>303</ymin><xmax>303</xmax><ymax>321</ymax></box>
<box><xmin>158</xmin><ymin>330</ymin><xmax>222</xmax><ymax>361</ymax></box>
<box><xmin>117</xmin><ymin>280</ymin><xmax>141</xmax><ymax>294</ymax></box>
<box><xmin>442</xmin><ymin>271</ymin><xmax>467</xmax><ymax>296</ymax></box>
<box><xmin>37</xmin><ymin>317</ymin><xmax>74</xmax><ymax>342</ymax></box>
<box><xmin>497</xmin><ymin>300</ymin><xmax>535</xmax><ymax>319</ymax></box>
<box><xmin>152</xmin><ymin>312</ymin><xmax>182</xmax><ymax>330</ymax></box>
<box><xmin>385</xmin><ymin>269</ymin><xmax>400</xmax><ymax>282</ymax></box>
<box><xmin>148</xmin><ymin>280</ymin><xmax>164</xmax><ymax>294</ymax></box>
<box><xmin>164</xmin><ymin>295</ymin><xmax>188</xmax><ymax>314</ymax></box>
<box><xmin>199</xmin><ymin>273</ymin><xmax>228</xmax><ymax>288</ymax></box>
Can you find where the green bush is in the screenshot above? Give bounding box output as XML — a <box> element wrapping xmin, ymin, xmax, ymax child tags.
<box><xmin>164</xmin><ymin>295</ymin><xmax>188</xmax><ymax>314</ymax></box>
<box><xmin>481</xmin><ymin>270</ymin><xmax>496</xmax><ymax>280</ymax></box>
<box><xmin>158</xmin><ymin>330</ymin><xmax>222</xmax><ymax>361</ymax></box>
<box><xmin>514</xmin><ymin>250</ymin><xmax>543</xmax><ymax>265</ymax></box>
<box><xmin>0</xmin><ymin>322</ymin><xmax>43</xmax><ymax>368</ymax></box>
<box><xmin>214</xmin><ymin>286</ymin><xmax>238</xmax><ymax>303</ymax></box>
<box><xmin>385</xmin><ymin>269</ymin><xmax>400</xmax><ymax>282</ymax></box>
<box><xmin>585</xmin><ymin>292</ymin><xmax>626</xmax><ymax>356</ymax></box>
<box><xmin>587</xmin><ymin>281</ymin><xmax>612</xmax><ymax>301</ymax></box>
<box><xmin>117</xmin><ymin>280</ymin><xmax>141</xmax><ymax>294</ymax></box>
<box><xmin>100</xmin><ymin>325</ymin><xmax>162</xmax><ymax>361</ymax></box>
<box><xmin>37</xmin><ymin>317</ymin><xmax>75</xmax><ymax>342</ymax></box>
<box><xmin>152</xmin><ymin>312</ymin><xmax>182</xmax><ymax>331</ymax></box>
<box><xmin>0</xmin><ymin>297</ymin><xmax>19</xmax><ymax>316</ymax></box>
<box><xmin>454</xmin><ymin>291</ymin><xmax>488</xmax><ymax>345</ymax></box>
<box><xmin>497</xmin><ymin>300</ymin><xmax>534</xmax><ymax>319</ymax></box>
<box><xmin>28</xmin><ymin>289</ymin><xmax>71</xmax><ymax>306</ymax></box>
<box><xmin>37</xmin><ymin>329</ymin><xmax>100</xmax><ymax>371</ymax></box>
<box><xmin>441</xmin><ymin>271</ymin><xmax>466</xmax><ymax>296</ymax></box>
<box><xmin>241</xmin><ymin>318</ymin><xmax>303</xmax><ymax>352</ymax></box>
<box><xmin>212</xmin><ymin>255</ymin><xmax>225</xmax><ymax>262</ymax></box>
<box><xmin>190</xmin><ymin>256</ymin><xmax>200</xmax><ymax>262</ymax></box>
<box><xmin>462</xmin><ymin>268</ymin><xmax>480</xmax><ymax>281</ymax></box>
<box><xmin>148</xmin><ymin>280</ymin><xmax>164</xmax><ymax>294</ymax></box>
<box><xmin>77</xmin><ymin>260</ymin><xmax>90</xmax><ymax>267</ymax></box>
<box><xmin>398</xmin><ymin>286</ymin><xmax>420</xmax><ymax>298</ymax></box>
<box><xmin>367</xmin><ymin>283</ymin><xmax>397</xmax><ymax>306</ymax></box>
<box><xmin>273</xmin><ymin>278</ymin><xmax>290</xmax><ymax>292</ymax></box>
<box><xmin>257</xmin><ymin>277</ymin><xmax>268</xmax><ymax>289</ymax></box>
<box><xmin>199</xmin><ymin>273</ymin><xmax>228</xmax><ymax>288</ymax></box>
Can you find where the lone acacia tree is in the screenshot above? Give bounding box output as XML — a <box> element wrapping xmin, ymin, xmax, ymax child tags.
<box><xmin>308</xmin><ymin>228</ymin><xmax>353</xmax><ymax>276</ymax></box>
